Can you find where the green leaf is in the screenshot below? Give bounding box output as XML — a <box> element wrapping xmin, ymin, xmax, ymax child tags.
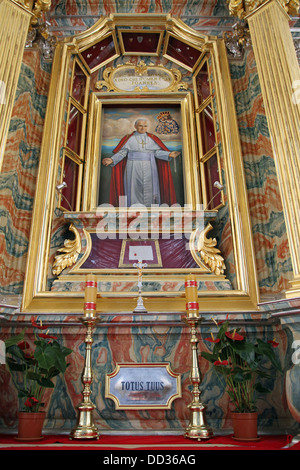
<box><xmin>230</xmin><ymin>340</ymin><xmax>256</xmax><ymax>364</ymax></box>
<box><xmin>256</xmin><ymin>339</ymin><xmax>282</xmax><ymax>372</ymax></box>
<box><xmin>34</xmin><ymin>343</ymin><xmax>57</xmax><ymax>371</ymax></box>
<box><xmin>51</xmin><ymin>342</ymin><xmax>69</xmax><ymax>373</ymax></box>
<box><xmin>232</xmin><ymin>368</ymin><xmax>252</xmax><ymax>383</ymax></box>
<box><xmin>38</xmin><ymin>377</ymin><xmax>55</xmax><ymax>388</ymax></box>
<box><xmin>6</xmin><ymin>357</ymin><xmax>27</xmax><ymax>372</ymax></box>
<box><xmin>201</xmin><ymin>351</ymin><xmax>218</xmax><ymax>363</ymax></box>
<box><xmin>5</xmin><ymin>330</ymin><xmax>26</xmax><ymax>348</ymax></box>
<box><xmin>26</xmin><ymin>371</ymin><xmax>41</xmax><ymax>382</ymax></box>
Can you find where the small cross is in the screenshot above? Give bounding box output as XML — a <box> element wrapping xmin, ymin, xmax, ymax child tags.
<box><xmin>133</xmin><ymin>259</ymin><xmax>148</xmax><ymax>313</ymax></box>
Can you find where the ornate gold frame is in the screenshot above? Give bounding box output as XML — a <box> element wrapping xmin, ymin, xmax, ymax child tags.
<box><xmin>83</xmin><ymin>91</ymin><xmax>199</xmax><ymax>211</ymax></box>
<box><xmin>22</xmin><ymin>14</ymin><xmax>259</xmax><ymax>313</ymax></box>
<box><xmin>95</xmin><ymin>61</ymin><xmax>188</xmax><ymax>93</ymax></box>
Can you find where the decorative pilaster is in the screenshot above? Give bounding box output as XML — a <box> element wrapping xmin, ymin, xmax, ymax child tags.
<box><xmin>229</xmin><ymin>0</ymin><xmax>300</xmax><ymax>298</ymax></box>
<box><xmin>0</xmin><ymin>0</ymin><xmax>51</xmax><ymax>172</ymax></box>
<box><xmin>0</xmin><ymin>0</ymin><xmax>32</xmax><ymax>171</ymax></box>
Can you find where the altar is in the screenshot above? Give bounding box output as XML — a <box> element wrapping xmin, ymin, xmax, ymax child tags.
<box><xmin>1</xmin><ymin>11</ymin><xmax>298</xmax><ymax>438</ymax></box>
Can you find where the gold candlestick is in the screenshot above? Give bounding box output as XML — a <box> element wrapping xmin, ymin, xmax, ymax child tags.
<box><xmin>184</xmin><ymin>275</ymin><xmax>213</xmax><ymax>440</ymax></box>
<box><xmin>70</xmin><ymin>275</ymin><xmax>100</xmax><ymax>440</ymax></box>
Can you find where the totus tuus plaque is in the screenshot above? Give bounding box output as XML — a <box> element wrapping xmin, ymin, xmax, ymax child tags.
<box><xmin>105</xmin><ymin>363</ymin><xmax>182</xmax><ymax>409</ymax></box>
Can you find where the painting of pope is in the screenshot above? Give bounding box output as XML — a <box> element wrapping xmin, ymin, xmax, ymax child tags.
<box><xmin>101</xmin><ymin>112</ymin><xmax>182</xmax><ymax>207</ymax></box>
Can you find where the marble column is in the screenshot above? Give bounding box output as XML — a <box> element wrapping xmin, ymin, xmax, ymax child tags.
<box><xmin>233</xmin><ymin>0</ymin><xmax>300</xmax><ymax>298</ymax></box>
<box><xmin>0</xmin><ymin>0</ymin><xmax>33</xmax><ymax>171</ymax></box>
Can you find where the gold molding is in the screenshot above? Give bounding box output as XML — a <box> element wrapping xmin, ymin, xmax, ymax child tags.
<box><xmin>245</xmin><ymin>0</ymin><xmax>300</xmax><ymax>299</ymax></box>
<box><xmin>227</xmin><ymin>0</ymin><xmax>299</xmax><ymax>18</ymax></box>
<box><xmin>117</xmin><ymin>29</ymin><xmax>164</xmax><ymax>57</ymax></box>
<box><xmin>84</xmin><ymin>91</ymin><xmax>199</xmax><ymax>211</ymax></box>
<box><xmin>0</xmin><ymin>0</ymin><xmax>33</xmax><ymax>173</ymax></box>
<box><xmin>22</xmin><ymin>14</ymin><xmax>260</xmax><ymax>313</ymax></box>
<box><xmin>95</xmin><ymin>61</ymin><xmax>188</xmax><ymax>93</ymax></box>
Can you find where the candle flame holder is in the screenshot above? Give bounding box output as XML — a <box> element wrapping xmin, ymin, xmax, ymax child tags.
<box><xmin>70</xmin><ymin>313</ymin><xmax>100</xmax><ymax>440</ymax></box>
<box><xmin>183</xmin><ymin>314</ymin><xmax>213</xmax><ymax>440</ymax></box>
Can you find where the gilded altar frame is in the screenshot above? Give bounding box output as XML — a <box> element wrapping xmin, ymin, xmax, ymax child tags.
<box><xmin>22</xmin><ymin>14</ymin><xmax>259</xmax><ymax>314</ymax></box>
<box><xmin>83</xmin><ymin>92</ymin><xmax>198</xmax><ymax>210</ymax></box>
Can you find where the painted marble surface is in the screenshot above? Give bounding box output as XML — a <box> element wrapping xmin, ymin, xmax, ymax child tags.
<box><xmin>0</xmin><ymin>51</ymin><xmax>51</xmax><ymax>295</ymax></box>
<box><xmin>229</xmin><ymin>50</ymin><xmax>293</xmax><ymax>295</ymax></box>
<box><xmin>0</xmin><ymin>312</ymin><xmax>296</xmax><ymax>433</ymax></box>
<box><xmin>0</xmin><ymin>8</ymin><xmax>299</xmax><ymax>435</ymax></box>
<box><xmin>0</xmin><ymin>16</ymin><xmax>294</xmax><ymax>299</ymax></box>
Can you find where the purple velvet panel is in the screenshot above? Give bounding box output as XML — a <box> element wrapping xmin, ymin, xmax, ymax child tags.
<box><xmin>81</xmin><ymin>234</ymin><xmax>198</xmax><ymax>269</ymax></box>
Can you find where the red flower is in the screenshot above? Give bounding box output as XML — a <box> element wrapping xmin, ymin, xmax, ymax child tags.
<box><xmin>204</xmin><ymin>337</ymin><xmax>220</xmax><ymax>343</ymax></box>
<box><xmin>31</xmin><ymin>316</ymin><xmax>47</xmax><ymax>330</ymax></box>
<box><xmin>268</xmin><ymin>340</ymin><xmax>279</xmax><ymax>348</ymax></box>
<box><xmin>38</xmin><ymin>333</ymin><xmax>57</xmax><ymax>340</ymax></box>
<box><xmin>18</xmin><ymin>341</ymin><xmax>30</xmax><ymax>350</ymax></box>
<box><xmin>214</xmin><ymin>360</ymin><xmax>229</xmax><ymax>366</ymax></box>
<box><xmin>24</xmin><ymin>397</ymin><xmax>39</xmax><ymax>408</ymax></box>
<box><xmin>225</xmin><ymin>330</ymin><xmax>244</xmax><ymax>341</ymax></box>
<box><xmin>18</xmin><ymin>341</ymin><xmax>33</xmax><ymax>358</ymax></box>
<box><xmin>217</xmin><ymin>314</ymin><xmax>229</xmax><ymax>325</ymax></box>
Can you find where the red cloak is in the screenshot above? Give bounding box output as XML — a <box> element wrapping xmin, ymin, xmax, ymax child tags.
<box><xmin>108</xmin><ymin>132</ymin><xmax>177</xmax><ymax>207</ymax></box>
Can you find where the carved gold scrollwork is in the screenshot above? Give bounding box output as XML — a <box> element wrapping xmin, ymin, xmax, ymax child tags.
<box><xmin>95</xmin><ymin>61</ymin><xmax>188</xmax><ymax>93</ymax></box>
<box><xmin>16</xmin><ymin>0</ymin><xmax>52</xmax><ymax>24</ymax></box>
<box><xmin>31</xmin><ymin>0</ymin><xmax>51</xmax><ymax>24</ymax></box>
<box><xmin>52</xmin><ymin>224</ymin><xmax>81</xmax><ymax>276</ymax></box>
<box><xmin>227</xmin><ymin>0</ymin><xmax>300</xmax><ymax>18</ymax></box>
<box><xmin>189</xmin><ymin>223</ymin><xmax>226</xmax><ymax>275</ymax></box>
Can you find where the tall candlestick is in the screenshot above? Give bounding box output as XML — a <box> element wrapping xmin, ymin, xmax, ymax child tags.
<box><xmin>185</xmin><ymin>274</ymin><xmax>199</xmax><ymax>319</ymax></box>
<box><xmin>70</xmin><ymin>274</ymin><xmax>99</xmax><ymax>440</ymax></box>
<box><xmin>84</xmin><ymin>274</ymin><xmax>97</xmax><ymax>318</ymax></box>
<box><xmin>184</xmin><ymin>275</ymin><xmax>212</xmax><ymax>439</ymax></box>
<box><xmin>183</xmin><ymin>315</ymin><xmax>213</xmax><ymax>440</ymax></box>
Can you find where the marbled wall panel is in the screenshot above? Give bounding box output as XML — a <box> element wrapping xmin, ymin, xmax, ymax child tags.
<box><xmin>229</xmin><ymin>50</ymin><xmax>293</xmax><ymax>296</ymax></box>
<box><xmin>50</xmin><ymin>0</ymin><xmax>230</xmax><ymax>30</ymax></box>
<box><xmin>0</xmin><ymin>314</ymin><xmax>295</xmax><ymax>434</ymax></box>
<box><xmin>0</xmin><ymin>51</ymin><xmax>51</xmax><ymax>295</ymax></box>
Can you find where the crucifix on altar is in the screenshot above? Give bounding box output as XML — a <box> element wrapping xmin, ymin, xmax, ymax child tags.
<box><xmin>130</xmin><ymin>245</ymin><xmax>152</xmax><ymax>313</ymax></box>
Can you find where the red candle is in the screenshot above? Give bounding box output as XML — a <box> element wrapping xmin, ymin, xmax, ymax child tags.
<box><xmin>84</xmin><ymin>274</ymin><xmax>97</xmax><ymax>317</ymax></box>
<box><xmin>185</xmin><ymin>274</ymin><xmax>199</xmax><ymax>318</ymax></box>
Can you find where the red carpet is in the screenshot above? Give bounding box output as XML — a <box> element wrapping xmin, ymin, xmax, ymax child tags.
<box><xmin>0</xmin><ymin>433</ymin><xmax>298</xmax><ymax>451</ymax></box>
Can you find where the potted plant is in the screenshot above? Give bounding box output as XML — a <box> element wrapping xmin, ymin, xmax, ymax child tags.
<box><xmin>5</xmin><ymin>316</ymin><xmax>72</xmax><ymax>440</ymax></box>
<box><xmin>201</xmin><ymin>317</ymin><xmax>282</xmax><ymax>440</ymax></box>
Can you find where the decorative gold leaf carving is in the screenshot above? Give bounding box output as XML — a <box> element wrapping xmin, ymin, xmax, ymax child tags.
<box><xmin>227</xmin><ymin>0</ymin><xmax>300</xmax><ymax>18</ymax></box>
<box><xmin>95</xmin><ymin>61</ymin><xmax>188</xmax><ymax>93</ymax></box>
<box><xmin>52</xmin><ymin>224</ymin><xmax>81</xmax><ymax>276</ymax></box>
<box><xmin>190</xmin><ymin>223</ymin><xmax>226</xmax><ymax>275</ymax></box>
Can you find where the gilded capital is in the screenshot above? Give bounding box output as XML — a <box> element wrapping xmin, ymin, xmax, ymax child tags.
<box><xmin>15</xmin><ymin>0</ymin><xmax>51</xmax><ymax>24</ymax></box>
<box><xmin>14</xmin><ymin>0</ymin><xmax>34</xmax><ymax>11</ymax></box>
<box><xmin>227</xmin><ymin>0</ymin><xmax>300</xmax><ymax>18</ymax></box>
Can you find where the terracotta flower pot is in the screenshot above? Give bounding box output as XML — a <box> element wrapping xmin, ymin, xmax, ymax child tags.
<box><xmin>231</xmin><ymin>412</ymin><xmax>258</xmax><ymax>441</ymax></box>
<box><xmin>17</xmin><ymin>411</ymin><xmax>46</xmax><ymax>441</ymax></box>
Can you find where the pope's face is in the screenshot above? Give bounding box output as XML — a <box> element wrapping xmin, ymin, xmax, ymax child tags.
<box><xmin>135</xmin><ymin>121</ymin><xmax>148</xmax><ymax>134</ymax></box>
